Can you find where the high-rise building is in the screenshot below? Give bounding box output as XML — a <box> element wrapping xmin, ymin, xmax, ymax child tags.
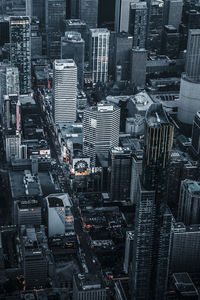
<box><xmin>178</xmin><ymin>29</ymin><xmax>200</xmax><ymax>124</ymax></box>
<box><xmin>26</xmin><ymin>0</ymin><xmax>45</xmax><ymax>27</ymax></box>
<box><xmin>130</xmin><ymin>150</ymin><xmax>143</xmax><ymax>204</ymax></box>
<box><xmin>147</xmin><ymin>0</ymin><xmax>164</xmax><ymax>53</ymax></box>
<box><xmin>46</xmin><ymin>194</ymin><xmax>66</xmax><ymax>237</ymax></box>
<box><xmin>178</xmin><ymin>180</ymin><xmax>200</xmax><ymax>225</ymax></box>
<box><xmin>115</xmin><ymin>0</ymin><xmax>132</xmax><ymax>33</ymax></box>
<box><xmin>31</xmin><ymin>18</ymin><xmax>42</xmax><ymax>58</ymax></box>
<box><xmin>45</xmin><ymin>0</ymin><xmax>66</xmax><ymax>58</ymax></box>
<box><xmin>78</xmin><ymin>0</ymin><xmax>98</xmax><ymax>28</ymax></box>
<box><xmin>191</xmin><ymin>112</ymin><xmax>200</xmax><ymax>157</ymax></box>
<box><xmin>114</xmin><ymin>32</ymin><xmax>133</xmax><ymax>81</ymax></box>
<box><xmin>17</xmin><ymin>200</ymin><xmax>41</xmax><ymax>226</ymax></box>
<box><xmin>108</xmin><ymin>147</ymin><xmax>132</xmax><ymax>201</ymax></box>
<box><xmin>171</xmin><ymin>223</ymin><xmax>200</xmax><ymax>274</ymax></box>
<box><xmin>73</xmin><ymin>273</ymin><xmax>109</xmax><ymax>300</ymax></box>
<box><xmin>123</xmin><ymin>231</ymin><xmax>134</xmax><ymax>274</ymax></box>
<box><xmin>129</xmin><ymin>1</ymin><xmax>147</xmax><ymax>48</ymax></box>
<box><xmin>5</xmin><ymin>134</ymin><xmax>21</xmax><ymax>162</ymax></box>
<box><xmin>22</xmin><ymin>226</ymin><xmax>48</xmax><ymax>289</ymax></box>
<box><xmin>0</xmin><ymin>17</ymin><xmax>9</xmax><ymax>46</ymax></box>
<box><xmin>10</xmin><ymin>16</ymin><xmax>31</xmax><ymax>94</ymax></box>
<box><xmin>53</xmin><ymin>59</ymin><xmax>77</xmax><ymax>124</ymax></box>
<box><xmin>61</xmin><ymin>32</ymin><xmax>85</xmax><ymax>88</ymax></box>
<box><xmin>89</xmin><ymin>28</ymin><xmax>110</xmax><ymax>84</ymax></box>
<box><xmin>162</xmin><ymin>25</ymin><xmax>180</xmax><ymax>58</ymax></box>
<box><xmin>132</xmin><ymin>103</ymin><xmax>174</xmax><ymax>300</ymax></box>
<box><xmin>83</xmin><ymin>101</ymin><xmax>120</xmax><ymax>167</ymax></box>
<box><xmin>0</xmin><ymin>66</ymin><xmax>19</xmax><ymax>113</ymax></box>
<box><xmin>163</xmin><ymin>0</ymin><xmax>183</xmax><ymax>30</ymax></box>
<box><xmin>131</xmin><ymin>48</ymin><xmax>147</xmax><ymax>88</ymax></box>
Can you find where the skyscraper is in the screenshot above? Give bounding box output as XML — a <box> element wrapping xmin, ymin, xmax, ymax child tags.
<box><xmin>123</xmin><ymin>231</ymin><xmax>134</xmax><ymax>274</ymax></box>
<box><xmin>78</xmin><ymin>0</ymin><xmax>98</xmax><ymax>28</ymax></box>
<box><xmin>132</xmin><ymin>103</ymin><xmax>174</xmax><ymax>300</ymax></box>
<box><xmin>147</xmin><ymin>0</ymin><xmax>164</xmax><ymax>53</ymax></box>
<box><xmin>131</xmin><ymin>48</ymin><xmax>147</xmax><ymax>88</ymax></box>
<box><xmin>10</xmin><ymin>16</ymin><xmax>31</xmax><ymax>94</ymax></box>
<box><xmin>61</xmin><ymin>32</ymin><xmax>85</xmax><ymax>88</ymax></box>
<box><xmin>53</xmin><ymin>59</ymin><xmax>77</xmax><ymax>124</ymax></box>
<box><xmin>129</xmin><ymin>1</ymin><xmax>147</xmax><ymax>48</ymax></box>
<box><xmin>83</xmin><ymin>101</ymin><xmax>120</xmax><ymax>167</ymax></box>
<box><xmin>163</xmin><ymin>0</ymin><xmax>183</xmax><ymax>30</ymax></box>
<box><xmin>108</xmin><ymin>147</ymin><xmax>132</xmax><ymax>201</ymax></box>
<box><xmin>171</xmin><ymin>223</ymin><xmax>200</xmax><ymax>274</ymax></box>
<box><xmin>178</xmin><ymin>180</ymin><xmax>200</xmax><ymax>225</ymax></box>
<box><xmin>0</xmin><ymin>66</ymin><xmax>19</xmax><ymax>113</ymax></box>
<box><xmin>191</xmin><ymin>112</ymin><xmax>200</xmax><ymax>157</ymax></box>
<box><xmin>89</xmin><ymin>28</ymin><xmax>110</xmax><ymax>84</ymax></box>
<box><xmin>178</xmin><ymin>29</ymin><xmax>200</xmax><ymax>124</ymax></box>
<box><xmin>114</xmin><ymin>32</ymin><xmax>133</xmax><ymax>81</ymax></box>
<box><xmin>45</xmin><ymin>0</ymin><xmax>66</xmax><ymax>58</ymax></box>
<box><xmin>115</xmin><ymin>0</ymin><xmax>132</xmax><ymax>33</ymax></box>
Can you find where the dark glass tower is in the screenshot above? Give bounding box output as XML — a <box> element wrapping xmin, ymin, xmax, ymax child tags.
<box><xmin>61</xmin><ymin>31</ymin><xmax>85</xmax><ymax>88</ymax></box>
<box><xmin>45</xmin><ymin>0</ymin><xmax>66</xmax><ymax>58</ymax></box>
<box><xmin>132</xmin><ymin>103</ymin><xmax>174</xmax><ymax>300</ymax></box>
<box><xmin>10</xmin><ymin>16</ymin><xmax>31</xmax><ymax>95</ymax></box>
<box><xmin>108</xmin><ymin>147</ymin><xmax>132</xmax><ymax>201</ymax></box>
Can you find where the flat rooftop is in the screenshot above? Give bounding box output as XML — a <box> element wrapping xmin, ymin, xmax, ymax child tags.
<box><xmin>9</xmin><ymin>170</ymin><xmax>42</xmax><ymax>199</ymax></box>
<box><xmin>173</xmin><ymin>273</ymin><xmax>199</xmax><ymax>296</ymax></box>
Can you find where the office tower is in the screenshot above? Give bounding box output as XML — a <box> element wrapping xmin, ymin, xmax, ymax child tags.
<box><xmin>3</xmin><ymin>94</ymin><xmax>20</xmax><ymax>132</ymax></box>
<box><xmin>5</xmin><ymin>135</ymin><xmax>21</xmax><ymax>162</ymax></box>
<box><xmin>162</xmin><ymin>25</ymin><xmax>180</xmax><ymax>58</ymax></box>
<box><xmin>108</xmin><ymin>147</ymin><xmax>132</xmax><ymax>201</ymax></box>
<box><xmin>114</xmin><ymin>32</ymin><xmax>133</xmax><ymax>81</ymax></box>
<box><xmin>10</xmin><ymin>16</ymin><xmax>31</xmax><ymax>94</ymax></box>
<box><xmin>192</xmin><ymin>112</ymin><xmax>200</xmax><ymax>157</ymax></box>
<box><xmin>171</xmin><ymin>273</ymin><xmax>199</xmax><ymax>299</ymax></box>
<box><xmin>130</xmin><ymin>150</ymin><xmax>143</xmax><ymax>204</ymax></box>
<box><xmin>26</xmin><ymin>0</ymin><xmax>45</xmax><ymax>31</ymax></box>
<box><xmin>73</xmin><ymin>273</ymin><xmax>109</xmax><ymax>300</ymax></box>
<box><xmin>46</xmin><ymin>194</ymin><xmax>66</xmax><ymax>237</ymax></box>
<box><xmin>61</xmin><ymin>32</ymin><xmax>85</xmax><ymax>88</ymax></box>
<box><xmin>22</xmin><ymin>226</ymin><xmax>48</xmax><ymax>289</ymax></box>
<box><xmin>89</xmin><ymin>28</ymin><xmax>110</xmax><ymax>84</ymax></box>
<box><xmin>129</xmin><ymin>2</ymin><xmax>147</xmax><ymax>48</ymax></box>
<box><xmin>0</xmin><ymin>17</ymin><xmax>9</xmax><ymax>46</ymax></box>
<box><xmin>45</xmin><ymin>0</ymin><xmax>66</xmax><ymax>58</ymax></box>
<box><xmin>78</xmin><ymin>0</ymin><xmax>98</xmax><ymax>28</ymax></box>
<box><xmin>115</xmin><ymin>0</ymin><xmax>132</xmax><ymax>32</ymax></box>
<box><xmin>147</xmin><ymin>0</ymin><xmax>164</xmax><ymax>53</ymax></box>
<box><xmin>0</xmin><ymin>66</ymin><xmax>19</xmax><ymax>113</ymax></box>
<box><xmin>131</xmin><ymin>48</ymin><xmax>147</xmax><ymax>88</ymax></box>
<box><xmin>53</xmin><ymin>59</ymin><xmax>77</xmax><ymax>124</ymax></box>
<box><xmin>123</xmin><ymin>231</ymin><xmax>134</xmax><ymax>274</ymax></box>
<box><xmin>83</xmin><ymin>101</ymin><xmax>120</xmax><ymax>167</ymax></box>
<box><xmin>178</xmin><ymin>180</ymin><xmax>200</xmax><ymax>225</ymax></box>
<box><xmin>132</xmin><ymin>103</ymin><xmax>174</xmax><ymax>300</ymax></box>
<box><xmin>17</xmin><ymin>200</ymin><xmax>41</xmax><ymax>226</ymax></box>
<box><xmin>171</xmin><ymin>223</ymin><xmax>200</xmax><ymax>274</ymax></box>
<box><xmin>66</xmin><ymin>19</ymin><xmax>88</xmax><ymax>47</ymax></box>
<box><xmin>98</xmin><ymin>0</ymin><xmax>115</xmax><ymax>30</ymax></box>
<box><xmin>31</xmin><ymin>18</ymin><xmax>42</xmax><ymax>58</ymax></box>
<box><xmin>163</xmin><ymin>0</ymin><xmax>183</xmax><ymax>30</ymax></box>
<box><xmin>178</xmin><ymin>29</ymin><xmax>200</xmax><ymax>124</ymax></box>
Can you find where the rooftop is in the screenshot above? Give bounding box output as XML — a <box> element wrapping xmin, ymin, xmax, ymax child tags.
<box><xmin>146</xmin><ymin>103</ymin><xmax>172</xmax><ymax>128</ymax></box>
<box><xmin>173</xmin><ymin>273</ymin><xmax>199</xmax><ymax>296</ymax></box>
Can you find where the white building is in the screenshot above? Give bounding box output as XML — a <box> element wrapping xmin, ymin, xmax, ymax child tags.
<box><xmin>46</xmin><ymin>193</ymin><xmax>73</xmax><ymax>237</ymax></box>
<box><xmin>53</xmin><ymin>59</ymin><xmax>77</xmax><ymax>124</ymax></box>
<box><xmin>89</xmin><ymin>28</ymin><xmax>110</xmax><ymax>84</ymax></box>
<box><xmin>83</xmin><ymin>101</ymin><xmax>120</xmax><ymax>167</ymax></box>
